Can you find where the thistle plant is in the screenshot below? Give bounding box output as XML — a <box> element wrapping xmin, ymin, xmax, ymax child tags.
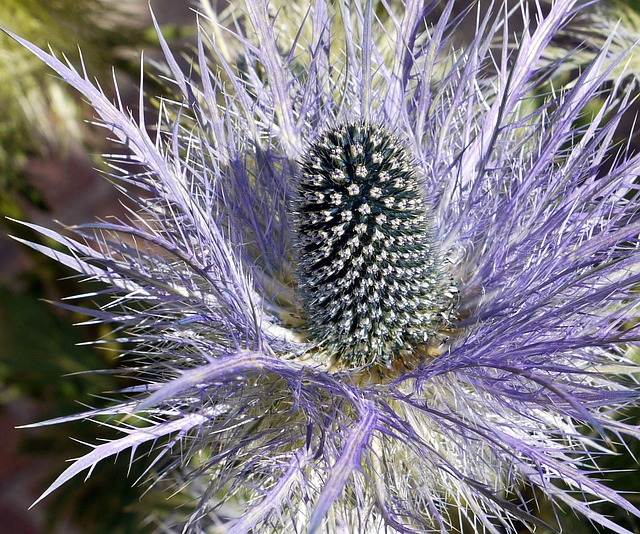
<box><xmin>6</xmin><ymin>0</ymin><xmax>640</xmax><ymax>532</ymax></box>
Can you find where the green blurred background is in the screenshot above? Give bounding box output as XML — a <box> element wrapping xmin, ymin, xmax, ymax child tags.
<box><xmin>0</xmin><ymin>2</ymin><xmax>196</xmax><ymax>532</ymax></box>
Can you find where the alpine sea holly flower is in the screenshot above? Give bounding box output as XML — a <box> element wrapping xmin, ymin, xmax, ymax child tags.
<box><xmin>6</xmin><ymin>0</ymin><xmax>640</xmax><ymax>532</ymax></box>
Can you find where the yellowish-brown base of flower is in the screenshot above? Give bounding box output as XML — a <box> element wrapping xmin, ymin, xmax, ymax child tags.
<box><xmin>324</xmin><ymin>333</ymin><xmax>454</xmax><ymax>386</ymax></box>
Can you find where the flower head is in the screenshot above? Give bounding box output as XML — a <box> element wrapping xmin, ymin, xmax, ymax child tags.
<box><xmin>8</xmin><ymin>0</ymin><xmax>640</xmax><ymax>532</ymax></box>
<box><xmin>293</xmin><ymin>121</ymin><xmax>456</xmax><ymax>370</ymax></box>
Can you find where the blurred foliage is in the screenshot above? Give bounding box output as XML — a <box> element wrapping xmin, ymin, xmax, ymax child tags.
<box><xmin>0</xmin><ymin>0</ymin><xmax>150</xmax><ymax>193</ymax></box>
<box><xmin>0</xmin><ymin>1</ymin><xmax>169</xmax><ymax>532</ymax></box>
<box><xmin>0</xmin><ymin>284</ymin><xmax>153</xmax><ymax>533</ymax></box>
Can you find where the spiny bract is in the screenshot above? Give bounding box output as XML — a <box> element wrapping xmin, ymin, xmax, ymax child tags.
<box><xmin>293</xmin><ymin>122</ymin><xmax>455</xmax><ymax>368</ymax></box>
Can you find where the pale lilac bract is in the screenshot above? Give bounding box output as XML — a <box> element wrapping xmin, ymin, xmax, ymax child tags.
<box><xmin>8</xmin><ymin>0</ymin><xmax>640</xmax><ymax>532</ymax></box>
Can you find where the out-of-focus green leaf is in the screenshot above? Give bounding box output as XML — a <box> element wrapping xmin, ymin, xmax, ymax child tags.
<box><xmin>0</xmin><ymin>285</ymin><xmax>111</xmax><ymax>402</ymax></box>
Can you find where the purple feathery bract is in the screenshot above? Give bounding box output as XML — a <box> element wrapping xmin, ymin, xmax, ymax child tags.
<box><xmin>6</xmin><ymin>0</ymin><xmax>640</xmax><ymax>532</ymax></box>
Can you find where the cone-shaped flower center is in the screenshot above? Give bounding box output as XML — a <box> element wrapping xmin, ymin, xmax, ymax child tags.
<box><xmin>293</xmin><ymin>122</ymin><xmax>453</xmax><ymax>369</ymax></box>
